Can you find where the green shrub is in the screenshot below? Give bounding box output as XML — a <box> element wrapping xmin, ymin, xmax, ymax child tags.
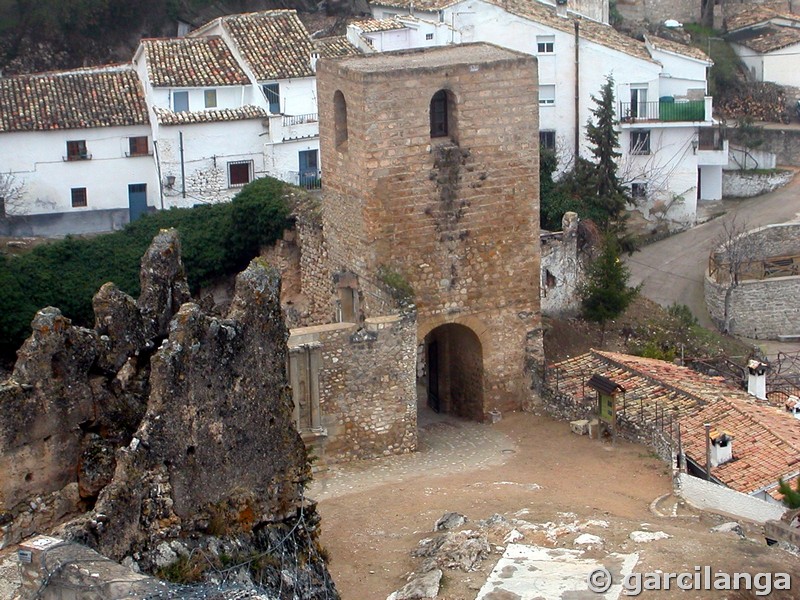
<box><xmin>0</xmin><ymin>177</ymin><xmax>291</xmax><ymax>357</ymax></box>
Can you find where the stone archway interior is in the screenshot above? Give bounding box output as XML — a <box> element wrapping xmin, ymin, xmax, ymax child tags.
<box><xmin>424</xmin><ymin>323</ymin><xmax>484</xmax><ymax>421</ymax></box>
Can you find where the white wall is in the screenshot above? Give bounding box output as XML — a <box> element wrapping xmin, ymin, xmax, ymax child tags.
<box><xmin>264</xmin><ymin>137</ymin><xmax>321</xmax><ymax>186</ymax></box>
<box><xmin>731</xmin><ymin>43</ymin><xmax>764</xmax><ymax>83</ymax></box>
<box><xmin>621</xmin><ymin>125</ymin><xmax>699</xmax><ymax>225</ymax></box>
<box><xmin>276</xmin><ymin>77</ymin><xmax>317</xmax><ymax>116</ymax></box>
<box><xmin>763</xmin><ymin>43</ymin><xmax>800</xmax><ymax>87</ymax></box>
<box><xmin>156</xmin><ymin>119</ymin><xmax>266</xmax><ymax>207</ymax></box>
<box><xmin>677</xmin><ymin>472</ymin><xmax>786</xmax><ymax>524</ymax></box>
<box><xmin>4</xmin><ymin>126</ymin><xmax>157</xmax><ymax>216</ymax></box>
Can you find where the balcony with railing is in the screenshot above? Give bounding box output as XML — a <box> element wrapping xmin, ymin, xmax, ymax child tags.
<box><xmin>618</xmin><ymin>97</ymin><xmax>712</xmax><ymax>124</ymax></box>
<box><xmin>266</xmin><ymin>113</ymin><xmax>319</xmax><ymax>142</ymax></box>
<box><xmin>285</xmin><ymin>169</ymin><xmax>322</xmax><ymax>190</ymax></box>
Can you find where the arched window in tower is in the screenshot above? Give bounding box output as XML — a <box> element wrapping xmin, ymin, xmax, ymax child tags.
<box><xmin>430</xmin><ymin>89</ymin><xmax>449</xmax><ymax>138</ymax></box>
<box><xmin>334</xmin><ymin>90</ymin><xmax>348</xmax><ymax>149</ymax></box>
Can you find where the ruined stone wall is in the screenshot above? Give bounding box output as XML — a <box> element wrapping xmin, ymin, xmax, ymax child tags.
<box><xmin>540</xmin><ymin>212</ymin><xmax>586</xmax><ymax>317</ymax></box>
<box><xmin>317</xmin><ymin>45</ymin><xmax>543</xmax><ymax>416</ymax></box>
<box><xmin>615</xmin><ymin>0</ymin><xmax>701</xmax><ymax>24</ymax></box>
<box><xmin>291</xmin><ymin>191</ymin><xmax>335</xmax><ymax>326</ymax></box>
<box><xmin>289</xmin><ymin>313</ymin><xmax>417</xmax><ymax>462</ymax></box>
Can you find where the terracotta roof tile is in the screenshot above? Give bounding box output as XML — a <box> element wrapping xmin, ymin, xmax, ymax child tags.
<box><xmin>550</xmin><ymin>350</ymin><xmax>800</xmax><ymax>498</ymax></box>
<box><xmin>0</xmin><ymin>65</ymin><xmax>149</xmax><ymax>132</ymax></box>
<box><xmin>727</xmin><ymin>23</ymin><xmax>800</xmax><ymax>53</ymax></box>
<box><xmin>212</xmin><ymin>10</ymin><xmax>315</xmax><ymax>80</ymax></box>
<box><xmin>725</xmin><ymin>4</ymin><xmax>800</xmax><ymax>32</ymax></box>
<box><xmin>353</xmin><ymin>17</ymin><xmax>408</xmax><ymax>33</ymax></box>
<box><xmin>373</xmin><ymin>0</ymin><xmax>461</xmax><ymax>10</ymax></box>
<box><xmin>141</xmin><ymin>37</ymin><xmax>249</xmax><ymax>87</ymax></box>
<box><xmin>153</xmin><ymin>105</ymin><xmax>268</xmax><ymax>125</ymax></box>
<box><xmin>312</xmin><ymin>36</ymin><xmax>362</xmax><ymax>58</ymax></box>
<box><xmin>645</xmin><ymin>35</ymin><xmax>711</xmax><ymax>63</ymax></box>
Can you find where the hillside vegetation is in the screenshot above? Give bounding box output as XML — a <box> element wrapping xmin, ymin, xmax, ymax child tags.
<box><xmin>0</xmin><ymin>177</ymin><xmax>291</xmax><ymax>358</ymax></box>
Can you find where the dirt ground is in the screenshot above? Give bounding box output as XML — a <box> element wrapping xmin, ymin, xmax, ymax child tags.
<box><xmin>312</xmin><ymin>411</ymin><xmax>800</xmax><ymax>599</ymax></box>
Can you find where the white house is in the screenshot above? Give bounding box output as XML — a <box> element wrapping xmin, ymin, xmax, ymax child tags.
<box><xmin>367</xmin><ymin>0</ymin><xmax>727</xmax><ymax>228</ymax></box>
<box><xmin>133</xmin><ymin>36</ymin><xmax>271</xmax><ymax>207</ymax></box>
<box><xmin>725</xmin><ymin>5</ymin><xmax>800</xmax><ymax>88</ymax></box>
<box><xmin>0</xmin><ymin>65</ymin><xmax>157</xmax><ymax>236</ymax></box>
<box><xmin>1</xmin><ymin>10</ymin><xmax>359</xmax><ymax>235</ymax></box>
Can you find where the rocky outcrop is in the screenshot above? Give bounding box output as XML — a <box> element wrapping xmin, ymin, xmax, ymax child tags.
<box><xmin>0</xmin><ymin>230</ymin><xmax>337</xmax><ymax>598</ymax></box>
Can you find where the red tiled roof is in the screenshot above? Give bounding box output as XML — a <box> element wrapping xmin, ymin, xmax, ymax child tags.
<box><xmin>153</xmin><ymin>105</ymin><xmax>269</xmax><ymax>125</ymax></box>
<box><xmin>210</xmin><ymin>10</ymin><xmax>315</xmax><ymax>80</ymax></box>
<box><xmin>0</xmin><ymin>65</ymin><xmax>149</xmax><ymax>132</ymax></box>
<box><xmin>353</xmin><ymin>17</ymin><xmax>408</xmax><ymax>33</ymax></box>
<box><xmin>313</xmin><ymin>36</ymin><xmax>362</xmax><ymax>58</ymax></box>
<box><xmin>645</xmin><ymin>35</ymin><xmax>711</xmax><ymax>63</ymax></box>
<box><xmin>141</xmin><ymin>37</ymin><xmax>249</xmax><ymax>87</ymax></box>
<box><xmin>551</xmin><ymin>350</ymin><xmax>800</xmax><ymax>497</ymax></box>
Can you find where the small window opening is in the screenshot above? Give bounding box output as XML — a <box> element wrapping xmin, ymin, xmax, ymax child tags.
<box><xmin>334</xmin><ymin>90</ymin><xmax>348</xmax><ymax>149</ymax></box>
<box><xmin>430</xmin><ymin>89</ymin><xmax>449</xmax><ymax>138</ymax></box>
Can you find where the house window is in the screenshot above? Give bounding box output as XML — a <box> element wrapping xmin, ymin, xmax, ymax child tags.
<box><xmin>630</xmin><ymin>86</ymin><xmax>648</xmax><ymax>118</ymax></box>
<box><xmin>262</xmin><ymin>83</ymin><xmax>280</xmax><ymax>113</ymax></box>
<box><xmin>66</xmin><ymin>140</ymin><xmax>89</xmax><ymax>161</ymax></box>
<box><xmin>228</xmin><ymin>160</ymin><xmax>253</xmax><ymax>187</ymax></box>
<box><xmin>426</xmin><ymin>33</ymin><xmax>434</xmax><ymax>40</ymax></box>
<box><xmin>173</xmin><ymin>91</ymin><xmax>189</xmax><ymax>112</ymax></box>
<box><xmin>128</xmin><ymin>136</ymin><xmax>148</xmax><ymax>157</ymax></box>
<box><xmin>71</xmin><ymin>187</ymin><xmax>87</xmax><ymax>208</ymax></box>
<box><xmin>430</xmin><ymin>89</ymin><xmax>449</xmax><ymax>138</ymax></box>
<box><xmin>539</xmin><ymin>84</ymin><xmax>555</xmax><ymax>106</ymax></box>
<box><xmin>539</xmin><ymin>130</ymin><xmax>556</xmax><ymax>150</ymax></box>
<box><xmin>334</xmin><ymin>90</ymin><xmax>348</xmax><ymax>149</ymax></box>
<box><xmin>630</xmin><ymin>130</ymin><xmax>651</xmax><ymax>155</ymax></box>
<box><xmin>631</xmin><ymin>182</ymin><xmax>648</xmax><ymax>199</ymax></box>
<box><xmin>204</xmin><ymin>89</ymin><xmax>217</xmax><ymax>108</ymax></box>
<box><xmin>537</xmin><ymin>35</ymin><xmax>555</xmax><ymax>54</ymax></box>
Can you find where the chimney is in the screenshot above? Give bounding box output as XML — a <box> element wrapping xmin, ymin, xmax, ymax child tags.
<box><xmin>709</xmin><ymin>430</ymin><xmax>733</xmax><ymax>467</ymax></box>
<box><xmin>785</xmin><ymin>396</ymin><xmax>800</xmax><ymax>419</ymax></box>
<box><xmin>556</xmin><ymin>0</ymin><xmax>568</xmax><ymax>18</ymax></box>
<box><xmin>310</xmin><ymin>52</ymin><xmax>320</xmax><ymax>73</ymax></box>
<box><xmin>747</xmin><ymin>359</ymin><xmax>768</xmax><ymax>400</ymax></box>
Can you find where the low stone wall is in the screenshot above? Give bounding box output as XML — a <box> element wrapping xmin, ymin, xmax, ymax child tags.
<box><xmin>722</xmin><ymin>169</ymin><xmax>794</xmax><ymax>198</ymax></box>
<box><xmin>705</xmin><ymin>223</ymin><xmax>800</xmax><ymax>339</ymax></box>
<box><xmin>289</xmin><ymin>312</ymin><xmax>418</xmax><ymax>463</ymax></box>
<box><xmin>677</xmin><ymin>473</ymin><xmax>785</xmax><ymax>524</ymax></box>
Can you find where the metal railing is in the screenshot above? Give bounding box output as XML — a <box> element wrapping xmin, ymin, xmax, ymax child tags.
<box><xmin>619</xmin><ymin>100</ymin><xmax>705</xmax><ymax>123</ymax></box>
<box><xmin>291</xmin><ymin>170</ymin><xmax>322</xmax><ymax>190</ymax></box>
<box><xmin>282</xmin><ymin>113</ymin><xmax>318</xmax><ymax>127</ymax></box>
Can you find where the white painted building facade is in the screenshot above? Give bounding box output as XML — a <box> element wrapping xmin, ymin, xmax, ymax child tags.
<box><xmin>368</xmin><ymin>0</ymin><xmax>727</xmax><ymax>228</ymax></box>
<box><xmin>0</xmin><ymin>10</ymin><xmax>357</xmax><ymax>235</ymax></box>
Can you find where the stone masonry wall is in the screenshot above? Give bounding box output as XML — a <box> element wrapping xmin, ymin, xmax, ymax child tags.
<box><xmin>294</xmin><ymin>197</ymin><xmax>334</xmax><ymax>326</ymax></box>
<box><xmin>706</xmin><ymin>274</ymin><xmax>800</xmax><ymax>339</ymax></box>
<box><xmin>722</xmin><ymin>169</ymin><xmax>794</xmax><ymax>199</ymax></box>
<box><xmin>615</xmin><ymin>0</ymin><xmax>700</xmax><ymax>24</ymax></box>
<box><xmin>289</xmin><ymin>313</ymin><xmax>417</xmax><ymax>462</ymax></box>
<box><xmin>705</xmin><ymin>223</ymin><xmax>800</xmax><ymax>339</ymax></box>
<box><xmin>317</xmin><ymin>45</ymin><xmax>543</xmax><ymax>416</ymax></box>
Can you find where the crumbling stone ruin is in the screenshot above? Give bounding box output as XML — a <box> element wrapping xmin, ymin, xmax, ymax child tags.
<box><xmin>0</xmin><ymin>229</ymin><xmax>338</xmax><ymax>597</ymax></box>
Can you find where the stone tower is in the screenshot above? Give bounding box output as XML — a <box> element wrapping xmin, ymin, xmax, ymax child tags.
<box><xmin>317</xmin><ymin>44</ymin><xmax>542</xmax><ymax>419</ymax></box>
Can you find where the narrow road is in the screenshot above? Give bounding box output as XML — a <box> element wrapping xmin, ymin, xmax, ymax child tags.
<box><xmin>625</xmin><ymin>172</ymin><xmax>800</xmax><ymax>328</ymax></box>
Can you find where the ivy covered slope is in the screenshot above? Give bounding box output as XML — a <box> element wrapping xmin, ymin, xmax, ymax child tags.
<box><xmin>0</xmin><ymin>177</ymin><xmax>291</xmax><ymax>357</ymax></box>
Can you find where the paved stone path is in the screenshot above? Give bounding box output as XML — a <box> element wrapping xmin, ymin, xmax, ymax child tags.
<box><xmin>308</xmin><ymin>408</ymin><xmax>515</xmax><ymax>501</ymax></box>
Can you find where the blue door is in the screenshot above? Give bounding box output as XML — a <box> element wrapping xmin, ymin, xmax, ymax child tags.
<box><xmin>128</xmin><ymin>184</ymin><xmax>147</xmax><ymax>222</ymax></box>
<box><xmin>298</xmin><ymin>150</ymin><xmax>319</xmax><ymax>189</ymax></box>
